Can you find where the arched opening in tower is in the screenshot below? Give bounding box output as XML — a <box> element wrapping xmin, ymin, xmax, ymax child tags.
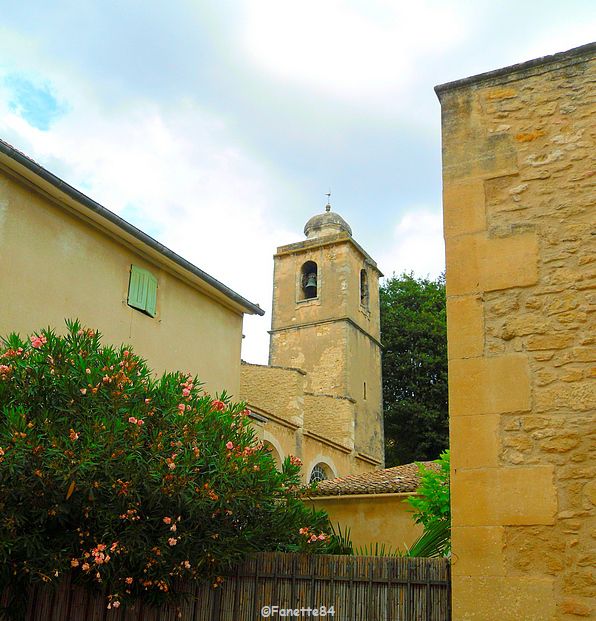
<box><xmin>301</xmin><ymin>261</ymin><xmax>318</xmax><ymax>299</ymax></box>
<box><xmin>360</xmin><ymin>268</ymin><xmax>369</xmax><ymax>308</ymax></box>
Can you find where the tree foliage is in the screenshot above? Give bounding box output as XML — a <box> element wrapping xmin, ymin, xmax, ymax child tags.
<box><xmin>380</xmin><ymin>273</ymin><xmax>448</xmax><ymax>466</ymax></box>
<box><xmin>0</xmin><ymin>321</ymin><xmax>332</xmax><ymax>614</ymax></box>
<box><xmin>406</xmin><ymin>450</ymin><xmax>451</xmax><ymax>556</ymax></box>
<box><xmin>407</xmin><ymin>450</ymin><xmax>451</xmax><ymax>528</ymax></box>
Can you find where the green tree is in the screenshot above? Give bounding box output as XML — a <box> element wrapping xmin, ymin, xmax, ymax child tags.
<box><xmin>380</xmin><ymin>273</ymin><xmax>448</xmax><ymax>466</ymax></box>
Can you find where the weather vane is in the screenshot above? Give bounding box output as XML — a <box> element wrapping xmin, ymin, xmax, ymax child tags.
<box><xmin>325</xmin><ymin>190</ymin><xmax>331</xmax><ymax>212</ymax></box>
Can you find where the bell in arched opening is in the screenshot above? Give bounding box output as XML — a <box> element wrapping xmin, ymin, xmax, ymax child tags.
<box><xmin>301</xmin><ymin>261</ymin><xmax>318</xmax><ymax>299</ymax></box>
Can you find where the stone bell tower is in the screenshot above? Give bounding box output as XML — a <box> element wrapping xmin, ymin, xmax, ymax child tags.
<box><xmin>269</xmin><ymin>200</ymin><xmax>384</xmax><ymax>465</ymax></box>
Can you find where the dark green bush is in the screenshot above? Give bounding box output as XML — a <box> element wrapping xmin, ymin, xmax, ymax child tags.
<box><xmin>0</xmin><ymin>321</ymin><xmax>330</xmax><ymax>611</ymax></box>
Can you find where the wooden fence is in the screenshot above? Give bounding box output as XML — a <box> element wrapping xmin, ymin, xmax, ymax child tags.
<box><xmin>3</xmin><ymin>553</ymin><xmax>451</xmax><ymax>621</ymax></box>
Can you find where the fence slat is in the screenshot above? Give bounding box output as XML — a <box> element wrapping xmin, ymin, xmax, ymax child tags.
<box><xmin>4</xmin><ymin>553</ymin><xmax>450</xmax><ymax>621</ymax></box>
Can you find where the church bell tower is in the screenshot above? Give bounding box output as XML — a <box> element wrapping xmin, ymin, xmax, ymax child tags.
<box><xmin>269</xmin><ymin>200</ymin><xmax>384</xmax><ymax>465</ymax></box>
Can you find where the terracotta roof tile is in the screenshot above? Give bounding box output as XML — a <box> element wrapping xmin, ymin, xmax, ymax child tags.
<box><xmin>307</xmin><ymin>461</ymin><xmax>439</xmax><ymax>497</ymax></box>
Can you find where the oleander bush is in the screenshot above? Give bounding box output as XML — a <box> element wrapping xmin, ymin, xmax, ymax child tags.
<box><xmin>0</xmin><ymin>321</ymin><xmax>331</xmax><ymax>614</ymax></box>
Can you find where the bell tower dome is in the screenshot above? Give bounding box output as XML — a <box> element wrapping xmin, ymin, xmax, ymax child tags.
<box><xmin>268</xmin><ymin>200</ymin><xmax>384</xmax><ymax>466</ymax></box>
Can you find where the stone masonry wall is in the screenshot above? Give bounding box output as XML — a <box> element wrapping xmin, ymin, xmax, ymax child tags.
<box><xmin>437</xmin><ymin>44</ymin><xmax>595</xmax><ymax>620</ymax></box>
<box><xmin>239</xmin><ymin>363</ymin><xmax>305</xmax><ymax>429</ymax></box>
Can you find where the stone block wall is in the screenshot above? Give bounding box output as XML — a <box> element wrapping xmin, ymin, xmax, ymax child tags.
<box><xmin>437</xmin><ymin>43</ymin><xmax>595</xmax><ymax>620</ymax></box>
<box><xmin>240</xmin><ymin>363</ymin><xmax>305</xmax><ymax>429</ymax></box>
<box><xmin>240</xmin><ymin>362</ymin><xmax>377</xmax><ymax>480</ymax></box>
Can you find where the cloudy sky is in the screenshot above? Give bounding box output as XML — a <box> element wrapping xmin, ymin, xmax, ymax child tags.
<box><xmin>1</xmin><ymin>1</ymin><xmax>594</xmax><ymax>362</ymax></box>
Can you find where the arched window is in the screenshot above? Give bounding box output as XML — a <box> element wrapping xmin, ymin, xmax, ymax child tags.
<box><xmin>360</xmin><ymin>269</ymin><xmax>369</xmax><ymax>308</ymax></box>
<box><xmin>309</xmin><ymin>462</ymin><xmax>330</xmax><ymax>484</ymax></box>
<box><xmin>263</xmin><ymin>440</ymin><xmax>282</xmax><ymax>470</ymax></box>
<box><xmin>300</xmin><ymin>261</ymin><xmax>318</xmax><ymax>300</ymax></box>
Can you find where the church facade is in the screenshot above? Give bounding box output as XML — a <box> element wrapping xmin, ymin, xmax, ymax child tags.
<box><xmin>240</xmin><ymin>204</ymin><xmax>385</xmax><ymax>482</ymax></box>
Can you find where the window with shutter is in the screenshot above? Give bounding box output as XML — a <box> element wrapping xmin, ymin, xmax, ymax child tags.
<box><xmin>127</xmin><ymin>265</ymin><xmax>158</xmax><ymax>317</ymax></box>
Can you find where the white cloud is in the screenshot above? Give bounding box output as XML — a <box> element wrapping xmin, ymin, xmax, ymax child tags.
<box><xmin>379</xmin><ymin>208</ymin><xmax>444</xmax><ymax>280</ymax></box>
<box><xmin>0</xmin><ymin>74</ymin><xmax>285</xmax><ymax>365</ymax></box>
<box><xmin>242</xmin><ymin>0</ymin><xmax>467</xmax><ymax>104</ymax></box>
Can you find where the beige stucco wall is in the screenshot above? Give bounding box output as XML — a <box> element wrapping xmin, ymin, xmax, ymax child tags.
<box><xmin>438</xmin><ymin>44</ymin><xmax>595</xmax><ymax>620</ymax></box>
<box><xmin>309</xmin><ymin>494</ymin><xmax>423</xmax><ymax>552</ymax></box>
<box><xmin>0</xmin><ymin>169</ymin><xmax>244</xmax><ymax>397</ymax></box>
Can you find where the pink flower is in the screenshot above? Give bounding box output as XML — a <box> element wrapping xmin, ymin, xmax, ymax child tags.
<box><xmin>170</xmin><ymin>524</ymin><xmax>177</xmax><ymax>532</ymax></box>
<box><xmin>137</xmin><ymin>419</ymin><xmax>144</xmax><ymax>426</ymax></box>
<box><xmin>168</xmin><ymin>462</ymin><xmax>176</xmax><ymax>470</ymax></box>
<box><xmin>80</xmin><ymin>388</ymin><xmax>87</xmax><ymax>395</ymax></box>
<box><xmin>163</xmin><ymin>516</ymin><xmax>172</xmax><ymax>524</ymax></box>
<box><xmin>226</xmin><ymin>441</ymin><xmax>234</xmax><ymax>450</ymax></box>
<box><xmin>125</xmin><ymin>577</ymin><xmax>133</xmax><ymax>584</ymax></box>
<box><xmin>182</xmin><ymin>388</ymin><xmax>191</xmax><ymax>397</ymax></box>
<box><xmin>177</xmin><ymin>403</ymin><xmax>185</xmax><ymax>414</ymax></box>
<box><xmin>128</xmin><ymin>417</ymin><xmax>137</xmax><ymax>424</ymax></box>
<box><xmin>30</xmin><ymin>335</ymin><xmax>47</xmax><ymax>349</ymax></box>
<box><xmin>211</xmin><ymin>400</ymin><xmax>226</xmax><ymax>412</ymax></box>
<box><xmin>82</xmin><ymin>563</ymin><xmax>90</xmax><ymax>571</ymax></box>
<box><xmin>70</xmin><ymin>559</ymin><xmax>79</xmax><ymax>567</ymax></box>
<box><xmin>167</xmin><ymin>538</ymin><xmax>178</xmax><ymax>546</ymax></box>
<box><xmin>289</xmin><ymin>455</ymin><xmax>302</xmax><ymax>467</ymax></box>
<box><xmin>318</xmin><ymin>533</ymin><xmax>326</xmax><ymax>541</ymax></box>
<box><xmin>69</xmin><ymin>429</ymin><xmax>79</xmax><ymax>442</ymax></box>
<box><xmin>183</xmin><ymin>560</ymin><xmax>191</xmax><ymax>569</ymax></box>
<box><xmin>112</xmin><ymin>601</ymin><xmax>120</xmax><ymax>609</ymax></box>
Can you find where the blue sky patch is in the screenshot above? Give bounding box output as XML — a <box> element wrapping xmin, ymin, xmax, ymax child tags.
<box><xmin>120</xmin><ymin>204</ymin><xmax>163</xmax><ymax>240</ymax></box>
<box><xmin>4</xmin><ymin>73</ymin><xmax>67</xmax><ymax>130</ymax></box>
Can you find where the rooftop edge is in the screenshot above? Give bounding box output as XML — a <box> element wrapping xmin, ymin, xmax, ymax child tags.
<box><xmin>0</xmin><ymin>138</ymin><xmax>265</xmax><ymax>317</ymax></box>
<box><xmin>435</xmin><ymin>41</ymin><xmax>596</xmax><ymax>99</ymax></box>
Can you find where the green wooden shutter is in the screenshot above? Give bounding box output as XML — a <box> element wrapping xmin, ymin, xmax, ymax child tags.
<box><xmin>128</xmin><ymin>265</ymin><xmax>158</xmax><ymax>317</ymax></box>
<box><xmin>144</xmin><ymin>271</ymin><xmax>158</xmax><ymax>317</ymax></box>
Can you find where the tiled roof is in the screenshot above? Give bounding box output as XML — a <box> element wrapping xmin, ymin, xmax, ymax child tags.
<box><xmin>307</xmin><ymin>461</ymin><xmax>439</xmax><ymax>497</ymax></box>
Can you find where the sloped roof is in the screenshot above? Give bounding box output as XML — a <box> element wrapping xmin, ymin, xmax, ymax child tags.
<box><xmin>0</xmin><ymin>138</ymin><xmax>264</xmax><ymax>317</ymax></box>
<box><xmin>308</xmin><ymin>461</ymin><xmax>439</xmax><ymax>497</ymax></box>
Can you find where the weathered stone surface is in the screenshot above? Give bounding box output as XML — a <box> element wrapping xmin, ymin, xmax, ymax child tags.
<box><xmin>452</xmin><ymin>466</ymin><xmax>557</xmax><ymax>527</ymax></box>
<box><xmin>440</xmin><ymin>44</ymin><xmax>595</xmax><ymax>620</ymax></box>
<box><xmin>452</xmin><ymin>576</ymin><xmax>555</xmax><ymax>621</ymax></box>
<box><xmin>560</xmin><ymin>597</ymin><xmax>593</xmax><ymax>617</ymax></box>
<box><xmin>447</xmin><ymin>295</ymin><xmax>484</xmax><ymax>359</ymax></box>
<box><xmin>450</xmin><ymin>414</ymin><xmax>499</xmax><ymax>469</ymax></box>
<box><xmin>540</xmin><ymin>435</ymin><xmax>580</xmax><ymax>453</ymax></box>
<box><xmin>451</xmin><ymin>526</ymin><xmax>504</xmax><ymax>576</ymax></box>
<box><xmin>450</xmin><ymin>354</ymin><xmax>531</xmax><ymax>415</ymax></box>
<box><xmin>526</xmin><ymin>333</ymin><xmax>576</xmax><ymax>350</ymax></box>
